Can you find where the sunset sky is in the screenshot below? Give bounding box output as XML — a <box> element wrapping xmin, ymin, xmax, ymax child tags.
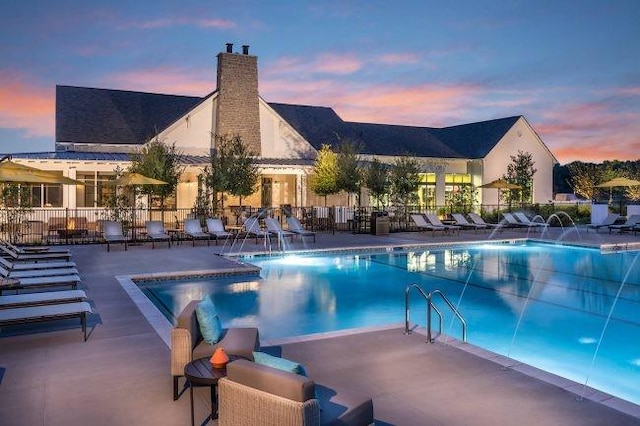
<box><xmin>1</xmin><ymin>1</ymin><xmax>638</xmax><ymax>164</ymax></box>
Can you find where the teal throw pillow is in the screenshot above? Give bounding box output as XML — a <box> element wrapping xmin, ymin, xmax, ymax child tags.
<box><xmin>195</xmin><ymin>297</ymin><xmax>223</xmax><ymax>344</ymax></box>
<box><xmin>252</xmin><ymin>351</ymin><xmax>306</xmax><ymax>375</ymax></box>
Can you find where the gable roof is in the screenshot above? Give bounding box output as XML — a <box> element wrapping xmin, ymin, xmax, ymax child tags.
<box><xmin>55</xmin><ymin>85</ymin><xmax>520</xmax><ymax>160</ymax></box>
<box><xmin>269</xmin><ymin>102</ymin><xmax>520</xmax><ymax>159</ymax></box>
<box><xmin>56</xmin><ymin>86</ymin><xmax>203</xmax><ymax>145</ymax></box>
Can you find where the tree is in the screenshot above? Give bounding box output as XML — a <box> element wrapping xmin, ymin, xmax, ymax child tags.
<box><xmin>567</xmin><ymin>162</ymin><xmax>601</xmax><ymax>200</ymax></box>
<box><xmin>309</xmin><ymin>144</ymin><xmax>339</xmax><ymax>205</ymax></box>
<box><xmin>503</xmin><ymin>150</ymin><xmax>537</xmax><ymax>206</ymax></box>
<box><xmin>101</xmin><ymin>166</ymin><xmax>134</xmax><ymax>229</ymax></box>
<box><xmin>365</xmin><ymin>158</ymin><xmax>389</xmax><ymax>209</ymax></box>
<box><xmin>445</xmin><ymin>185</ymin><xmax>478</xmax><ymax>213</ymax></box>
<box><xmin>129</xmin><ymin>138</ymin><xmax>182</xmax><ymax>217</ymax></box>
<box><xmin>0</xmin><ymin>183</ymin><xmax>32</xmax><ymax>243</ymax></box>
<box><xmin>389</xmin><ymin>156</ymin><xmax>420</xmax><ymax>208</ymax></box>
<box><xmin>335</xmin><ymin>141</ymin><xmax>362</xmax><ymax>206</ymax></box>
<box><xmin>225</xmin><ymin>135</ymin><xmax>260</xmax><ymax>206</ymax></box>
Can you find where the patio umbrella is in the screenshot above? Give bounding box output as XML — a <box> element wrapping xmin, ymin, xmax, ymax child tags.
<box><xmin>106</xmin><ymin>172</ymin><xmax>168</xmax><ymax>187</ymax></box>
<box><xmin>479</xmin><ymin>179</ymin><xmax>522</xmax><ymax>211</ymax></box>
<box><xmin>595</xmin><ymin>177</ymin><xmax>640</xmax><ymax>203</ymax></box>
<box><xmin>0</xmin><ymin>160</ymin><xmax>85</xmax><ymax>185</ymax></box>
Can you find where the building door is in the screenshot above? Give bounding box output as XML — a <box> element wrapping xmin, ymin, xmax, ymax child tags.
<box><xmin>261</xmin><ymin>178</ymin><xmax>272</xmax><ymax>207</ymax></box>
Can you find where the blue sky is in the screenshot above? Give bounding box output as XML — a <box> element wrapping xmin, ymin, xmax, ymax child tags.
<box><xmin>1</xmin><ymin>0</ymin><xmax>638</xmax><ymax>164</ymax></box>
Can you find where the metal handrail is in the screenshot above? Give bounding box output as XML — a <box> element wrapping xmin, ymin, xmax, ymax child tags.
<box><xmin>405</xmin><ymin>284</ymin><xmax>467</xmax><ymax>343</ymax></box>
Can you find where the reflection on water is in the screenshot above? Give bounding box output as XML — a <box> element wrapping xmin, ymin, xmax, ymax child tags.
<box><xmin>137</xmin><ymin>242</ymin><xmax>640</xmax><ymax>405</ymax></box>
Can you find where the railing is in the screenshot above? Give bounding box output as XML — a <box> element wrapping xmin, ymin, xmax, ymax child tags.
<box><xmin>404</xmin><ymin>283</ymin><xmax>467</xmax><ymax>343</ymax></box>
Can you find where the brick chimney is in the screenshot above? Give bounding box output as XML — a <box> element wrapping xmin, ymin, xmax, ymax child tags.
<box><xmin>215</xmin><ymin>44</ymin><xmax>261</xmax><ymax>155</ymax></box>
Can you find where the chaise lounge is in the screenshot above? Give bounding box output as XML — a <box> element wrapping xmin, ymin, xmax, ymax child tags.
<box><xmin>0</xmin><ymin>301</ymin><xmax>92</xmax><ymax>341</ymax></box>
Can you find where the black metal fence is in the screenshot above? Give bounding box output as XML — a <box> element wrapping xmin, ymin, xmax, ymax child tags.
<box><xmin>0</xmin><ymin>202</ymin><xmax>604</xmax><ymax>245</ymax></box>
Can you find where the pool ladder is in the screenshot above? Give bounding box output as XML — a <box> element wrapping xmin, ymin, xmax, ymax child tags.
<box><xmin>404</xmin><ymin>283</ymin><xmax>467</xmax><ymax>343</ymax></box>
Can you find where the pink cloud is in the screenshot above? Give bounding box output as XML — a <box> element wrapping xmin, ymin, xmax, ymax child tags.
<box><xmin>121</xmin><ymin>16</ymin><xmax>235</xmax><ymax>30</ymax></box>
<box><xmin>536</xmin><ymin>100</ymin><xmax>640</xmax><ymax>163</ymax></box>
<box><xmin>263</xmin><ymin>53</ymin><xmax>363</xmax><ymax>76</ymax></box>
<box><xmin>377</xmin><ymin>53</ymin><xmax>420</xmax><ymax>65</ymax></box>
<box><xmin>0</xmin><ymin>73</ymin><xmax>54</xmax><ymax>139</ymax></box>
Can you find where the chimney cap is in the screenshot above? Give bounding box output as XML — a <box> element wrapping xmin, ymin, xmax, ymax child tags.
<box><xmin>225</xmin><ymin>43</ymin><xmax>233</xmax><ymax>53</ymax></box>
<box><xmin>242</xmin><ymin>45</ymin><xmax>250</xmax><ymax>55</ymax></box>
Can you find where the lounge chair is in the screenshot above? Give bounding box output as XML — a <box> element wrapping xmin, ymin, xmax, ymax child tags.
<box><xmin>425</xmin><ymin>213</ymin><xmax>461</xmax><ymax>234</ymax></box>
<box><xmin>0</xmin><ymin>301</ymin><xmax>92</xmax><ymax>341</ymax></box>
<box><xmin>218</xmin><ymin>359</ymin><xmax>374</xmax><ymax>426</ymax></box>
<box><xmin>410</xmin><ymin>214</ymin><xmax>446</xmax><ymax>235</ymax></box>
<box><xmin>243</xmin><ymin>217</ymin><xmax>270</xmax><ymax>244</ymax></box>
<box><xmin>170</xmin><ymin>299</ymin><xmax>260</xmax><ymax>400</ymax></box>
<box><xmin>501</xmin><ymin>212</ymin><xmax>529</xmax><ymax>228</ymax></box>
<box><xmin>183</xmin><ymin>219</ymin><xmax>211</xmax><ymax>247</ymax></box>
<box><xmin>0</xmin><ymin>289</ymin><xmax>86</xmax><ymax>309</ymax></box>
<box><xmin>102</xmin><ymin>220</ymin><xmax>129</xmax><ymax>251</ymax></box>
<box><xmin>468</xmin><ymin>213</ymin><xmax>501</xmax><ymax>229</ymax></box>
<box><xmin>451</xmin><ymin>213</ymin><xmax>486</xmax><ymax>232</ymax></box>
<box><xmin>264</xmin><ymin>218</ymin><xmax>294</xmax><ymax>246</ymax></box>
<box><xmin>0</xmin><ymin>256</ymin><xmax>75</xmax><ymax>271</ymax></box>
<box><xmin>286</xmin><ymin>216</ymin><xmax>316</xmax><ymax>242</ymax></box>
<box><xmin>0</xmin><ymin>263</ymin><xmax>79</xmax><ymax>279</ymax></box>
<box><xmin>0</xmin><ymin>244</ymin><xmax>72</xmax><ymax>263</ymax></box>
<box><xmin>205</xmin><ymin>218</ymin><xmax>233</xmax><ymax>245</ymax></box>
<box><xmin>0</xmin><ymin>240</ymin><xmax>70</xmax><ymax>255</ymax></box>
<box><xmin>586</xmin><ymin>213</ymin><xmax>620</xmax><ymax>233</ymax></box>
<box><xmin>513</xmin><ymin>212</ymin><xmax>549</xmax><ymax>228</ymax></box>
<box><xmin>145</xmin><ymin>220</ymin><xmax>171</xmax><ymax>249</ymax></box>
<box><xmin>608</xmin><ymin>214</ymin><xmax>640</xmax><ymax>234</ymax></box>
<box><xmin>0</xmin><ymin>274</ymin><xmax>81</xmax><ymax>295</ymax></box>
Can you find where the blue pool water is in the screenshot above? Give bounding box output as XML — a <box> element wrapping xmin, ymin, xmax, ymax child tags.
<box><xmin>137</xmin><ymin>242</ymin><xmax>640</xmax><ymax>405</ymax></box>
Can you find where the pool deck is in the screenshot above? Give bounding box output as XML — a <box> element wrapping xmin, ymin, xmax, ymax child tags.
<box><xmin>1</xmin><ymin>227</ymin><xmax>639</xmax><ymax>425</ymax></box>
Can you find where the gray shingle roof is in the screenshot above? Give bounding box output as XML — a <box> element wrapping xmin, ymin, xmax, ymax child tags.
<box><xmin>56</xmin><ymin>86</ymin><xmax>203</xmax><ymax>145</ymax></box>
<box><xmin>54</xmin><ymin>86</ymin><xmax>519</xmax><ymax>159</ymax></box>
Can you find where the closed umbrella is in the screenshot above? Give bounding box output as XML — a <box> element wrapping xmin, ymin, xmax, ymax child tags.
<box><xmin>479</xmin><ymin>179</ymin><xmax>522</xmax><ymax>211</ymax></box>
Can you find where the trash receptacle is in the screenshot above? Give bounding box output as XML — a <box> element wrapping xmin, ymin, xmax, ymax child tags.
<box><xmin>371</xmin><ymin>212</ymin><xmax>390</xmax><ymax>235</ymax></box>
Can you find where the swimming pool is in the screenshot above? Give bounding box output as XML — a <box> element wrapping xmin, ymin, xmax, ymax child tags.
<box><xmin>137</xmin><ymin>241</ymin><xmax>640</xmax><ymax>406</ymax></box>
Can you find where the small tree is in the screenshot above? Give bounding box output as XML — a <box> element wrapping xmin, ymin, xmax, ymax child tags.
<box><xmin>445</xmin><ymin>185</ymin><xmax>478</xmax><ymax>213</ymax></box>
<box><xmin>101</xmin><ymin>166</ymin><xmax>134</xmax><ymax>229</ymax></box>
<box><xmin>365</xmin><ymin>158</ymin><xmax>390</xmax><ymax>209</ymax></box>
<box><xmin>0</xmin><ymin>183</ymin><xmax>32</xmax><ymax>243</ymax></box>
<box><xmin>568</xmin><ymin>162</ymin><xmax>601</xmax><ymax>200</ymax></box>
<box><xmin>225</xmin><ymin>135</ymin><xmax>261</xmax><ymax>206</ymax></box>
<box><xmin>129</xmin><ymin>138</ymin><xmax>183</xmax><ymax>222</ymax></box>
<box><xmin>389</xmin><ymin>156</ymin><xmax>420</xmax><ymax>209</ymax></box>
<box><xmin>335</xmin><ymin>141</ymin><xmax>362</xmax><ymax>206</ymax></box>
<box><xmin>309</xmin><ymin>144</ymin><xmax>339</xmax><ymax>206</ymax></box>
<box><xmin>503</xmin><ymin>150</ymin><xmax>537</xmax><ymax>206</ymax></box>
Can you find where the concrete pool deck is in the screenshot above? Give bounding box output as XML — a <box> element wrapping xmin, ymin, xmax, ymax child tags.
<box><xmin>1</xmin><ymin>227</ymin><xmax>639</xmax><ymax>425</ymax></box>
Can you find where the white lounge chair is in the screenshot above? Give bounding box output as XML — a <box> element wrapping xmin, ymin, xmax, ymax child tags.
<box><xmin>286</xmin><ymin>217</ymin><xmax>316</xmax><ymax>242</ymax></box>
<box><xmin>0</xmin><ymin>301</ymin><xmax>92</xmax><ymax>341</ymax></box>
<box><xmin>0</xmin><ymin>289</ymin><xmax>86</xmax><ymax>309</ymax></box>
<box><xmin>586</xmin><ymin>213</ymin><xmax>619</xmax><ymax>233</ymax></box>
<box><xmin>0</xmin><ymin>274</ymin><xmax>81</xmax><ymax>295</ymax></box>
<box><xmin>608</xmin><ymin>214</ymin><xmax>640</xmax><ymax>234</ymax></box>
<box><xmin>451</xmin><ymin>213</ymin><xmax>486</xmax><ymax>232</ymax></box>
<box><xmin>145</xmin><ymin>220</ymin><xmax>171</xmax><ymax>249</ymax></box>
<box><xmin>183</xmin><ymin>219</ymin><xmax>211</xmax><ymax>247</ymax></box>
<box><xmin>205</xmin><ymin>218</ymin><xmax>233</xmax><ymax>245</ymax></box>
<box><xmin>0</xmin><ymin>264</ymin><xmax>79</xmax><ymax>279</ymax></box>
<box><xmin>0</xmin><ymin>244</ymin><xmax>72</xmax><ymax>263</ymax></box>
<box><xmin>0</xmin><ymin>256</ymin><xmax>76</xmax><ymax>271</ymax></box>
<box><xmin>425</xmin><ymin>214</ymin><xmax>461</xmax><ymax>234</ymax></box>
<box><xmin>264</xmin><ymin>218</ymin><xmax>294</xmax><ymax>246</ymax></box>
<box><xmin>243</xmin><ymin>218</ymin><xmax>270</xmax><ymax>243</ymax></box>
<box><xmin>102</xmin><ymin>220</ymin><xmax>129</xmax><ymax>251</ymax></box>
<box><xmin>501</xmin><ymin>212</ymin><xmax>529</xmax><ymax>228</ymax></box>
<box><xmin>513</xmin><ymin>212</ymin><xmax>548</xmax><ymax>228</ymax></box>
<box><xmin>410</xmin><ymin>214</ymin><xmax>446</xmax><ymax>235</ymax></box>
<box><xmin>0</xmin><ymin>240</ymin><xmax>70</xmax><ymax>255</ymax></box>
<box><xmin>468</xmin><ymin>213</ymin><xmax>501</xmax><ymax>229</ymax></box>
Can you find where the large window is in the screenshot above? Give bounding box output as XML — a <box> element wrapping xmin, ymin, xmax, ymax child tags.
<box><xmin>417</xmin><ymin>173</ymin><xmax>436</xmax><ymax>208</ymax></box>
<box><xmin>445</xmin><ymin>173</ymin><xmax>471</xmax><ymax>194</ymax></box>
<box><xmin>76</xmin><ymin>172</ymin><xmax>116</xmax><ymax>207</ymax></box>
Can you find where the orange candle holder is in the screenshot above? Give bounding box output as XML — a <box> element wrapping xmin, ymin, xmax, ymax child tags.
<box><xmin>210</xmin><ymin>347</ymin><xmax>230</xmax><ymax>369</ymax></box>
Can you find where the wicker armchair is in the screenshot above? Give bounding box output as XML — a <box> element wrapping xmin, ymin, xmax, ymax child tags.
<box><xmin>219</xmin><ymin>359</ymin><xmax>374</xmax><ymax>426</ymax></box>
<box><xmin>170</xmin><ymin>300</ymin><xmax>260</xmax><ymax>400</ymax></box>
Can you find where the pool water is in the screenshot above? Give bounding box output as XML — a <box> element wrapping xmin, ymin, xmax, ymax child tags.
<box><xmin>137</xmin><ymin>242</ymin><xmax>640</xmax><ymax>405</ymax></box>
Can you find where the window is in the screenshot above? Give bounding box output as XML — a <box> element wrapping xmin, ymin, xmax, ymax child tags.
<box><xmin>417</xmin><ymin>173</ymin><xmax>436</xmax><ymax>208</ymax></box>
